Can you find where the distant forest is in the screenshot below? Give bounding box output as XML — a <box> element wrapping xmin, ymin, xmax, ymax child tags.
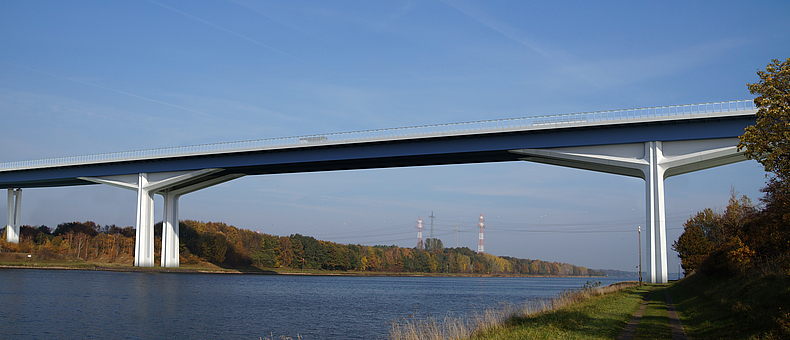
<box><xmin>1</xmin><ymin>220</ymin><xmax>604</xmax><ymax>276</ymax></box>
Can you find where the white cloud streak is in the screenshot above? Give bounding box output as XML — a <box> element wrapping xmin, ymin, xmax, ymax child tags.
<box><xmin>439</xmin><ymin>0</ymin><xmax>552</xmax><ymax>58</ymax></box>
<box><xmin>145</xmin><ymin>0</ymin><xmax>318</xmax><ymax>69</ymax></box>
<box><xmin>0</xmin><ymin>60</ymin><xmax>207</xmax><ymax>116</ymax></box>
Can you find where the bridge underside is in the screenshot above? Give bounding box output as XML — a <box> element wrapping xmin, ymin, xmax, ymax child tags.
<box><xmin>2</xmin><ymin>113</ymin><xmax>755</xmax><ymax>281</ymax></box>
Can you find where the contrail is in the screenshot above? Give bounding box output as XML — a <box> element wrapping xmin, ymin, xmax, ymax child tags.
<box><xmin>439</xmin><ymin>0</ymin><xmax>553</xmax><ymax>59</ymax></box>
<box><xmin>0</xmin><ymin>60</ymin><xmax>207</xmax><ymax>116</ymax></box>
<box><xmin>145</xmin><ymin>0</ymin><xmax>317</xmax><ymax>68</ymax></box>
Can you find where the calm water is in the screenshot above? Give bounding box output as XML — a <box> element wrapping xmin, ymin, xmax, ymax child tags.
<box><xmin>0</xmin><ymin>269</ymin><xmax>634</xmax><ymax>339</ymax></box>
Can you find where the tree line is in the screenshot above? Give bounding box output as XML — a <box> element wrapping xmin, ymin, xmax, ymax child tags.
<box><xmin>0</xmin><ymin>221</ymin><xmax>136</xmax><ymax>263</ymax></box>
<box><xmin>181</xmin><ymin>220</ymin><xmax>603</xmax><ymax>276</ymax></box>
<box><xmin>1</xmin><ymin>219</ymin><xmax>602</xmax><ymax>276</ymax></box>
<box><xmin>671</xmin><ymin>189</ymin><xmax>788</xmax><ymax>275</ymax></box>
<box><xmin>673</xmin><ymin>58</ymin><xmax>790</xmax><ymax>277</ymax></box>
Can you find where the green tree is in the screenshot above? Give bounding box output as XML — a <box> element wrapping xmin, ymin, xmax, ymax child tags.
<box><xmin>672</xmin><ymin>216</ymin><xmax>713</xmax><ymax>273</ymax></box>
<box><xmin>288</xmin><ymin>235</ymin><xmax>306</xmax><ymax>268</ymax></box>
<box><xmin>424</xmin><ymin>238</ymin><xmax>443</xmax><ymax>252</ymax></box>
<box><xmin>693</xmin><ymin>208</ymin><xmax>726</xmax><ymax>245</ymax></box>
<box><xmin>412</xmin><ymin>250</ymin><xmax>432</xmax><ymax>272</ymax></box>
<box><xmin>739</xmin><ymin>58</ymin><xmax>790</xmax><ymax>180</ymax></box>
<box><xmin>201</xmin><ymin>232</ymin><xmax>228</xmax><ymax>263</ymax></box>
<box><xmin>258</xmin><ymin>234</ymin><xmax>281</xmax><ymax>267</ymax></box>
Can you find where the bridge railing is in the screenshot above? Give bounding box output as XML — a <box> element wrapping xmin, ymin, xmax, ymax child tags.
<box><xmin>0</xmin><ymin>99</ymin><xmax>756</xmax><ymax>171</ymax></box>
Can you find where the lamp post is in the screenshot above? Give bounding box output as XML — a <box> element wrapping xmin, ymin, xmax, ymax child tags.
<box><xmin>638</xmin><ymin>226</ymin><xmax>642</xmax><ymax>286</ymax></box>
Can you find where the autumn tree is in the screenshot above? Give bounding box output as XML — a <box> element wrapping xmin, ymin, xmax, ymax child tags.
<box><xmin>739</xmin><ymin>58</ymin><xmax>790</xmax><ymax>180</ymax></box>
<box><xmin>53</xmin><ymin>221</ymin><xmax>99</xmax><ymax>237</ymax></box>
<box><xmin>278</xmin><ymin>237</ymin><xmax>293</xmax><ymax>267</ymax></box>
<box><xmin>673</xmin><ymin>191</ymin><xmax>764</xmax><ymax>275</ymax></box>
<box><xmin>735</xmin><ymin>58</ymin><xmax>790</xmax><ymax>274</ymax></box>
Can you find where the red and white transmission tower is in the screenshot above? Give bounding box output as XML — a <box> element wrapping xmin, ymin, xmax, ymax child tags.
<box><xmin>416</xmin><ymin>217</ymin><xmax>425</xmax><ymax>250</ymax></box>
<box><xmin>477</xmin><ymin>213</ymin><xmax>485</xmax><ymax>254</ymax></box>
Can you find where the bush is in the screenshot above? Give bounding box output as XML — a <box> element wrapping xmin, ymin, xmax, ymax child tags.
<box><xmin>180</xmin><ymin>249</ymin><xmax>200</xmax><ymax>264</ymax></box>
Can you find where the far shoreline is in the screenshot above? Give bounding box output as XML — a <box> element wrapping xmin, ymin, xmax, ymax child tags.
<box><xmin>0</xmin><ymin>261</ymin><xmax>622</xmax><ymax>279</ymax></box>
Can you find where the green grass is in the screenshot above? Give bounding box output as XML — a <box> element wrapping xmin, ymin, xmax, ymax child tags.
<box><xmin>470</xmin><ymin>284</ymin><xmax>651</xmax><ymax>340</ymax></box>
<box><xmin>465</xmin><ymin>271</ymin><xmax>789</xmax><ymax>340</ymax></box>
<box><xmin>669</xmin><ymin>272</ymin><xmax>790</xmax><ymax>339</ymax></box>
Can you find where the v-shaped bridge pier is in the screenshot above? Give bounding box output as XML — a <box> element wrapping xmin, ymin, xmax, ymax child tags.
<box><xmin>79</xmin><ymin>170</ymin><xmax>244</xmax><ymax>267</ymax></box>
<box><xmin>511</xmin><ymin>138</ymin><xmax>745</xmax><ymax>283</ymax></box>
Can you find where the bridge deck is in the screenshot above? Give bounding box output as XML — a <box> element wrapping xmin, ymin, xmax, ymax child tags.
<box><xmin>0</xmin><ymin>100</ymin><xmax>756</xmax><ymax>189</ymax></box>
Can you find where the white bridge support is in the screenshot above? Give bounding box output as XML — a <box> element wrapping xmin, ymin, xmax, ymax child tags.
<box><xmin>510</xmin><ymin>138</ymin><xmax>747</xmax><ymax>283</ymax></box>
<box><xmin>80</xmin><ymin>169</ymin><xmax>243</xmax><ymax>267</ymax></box>
<box><xmin>5</xmin><ymin>188</ymin><xmax>22</xmax><ymax>243</ymax></box>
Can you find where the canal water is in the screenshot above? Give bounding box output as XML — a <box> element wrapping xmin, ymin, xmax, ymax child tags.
<box><xmin>0</xmin><ymin>269</ymin><xmax>634</xmax><ymax>339</ymax></box>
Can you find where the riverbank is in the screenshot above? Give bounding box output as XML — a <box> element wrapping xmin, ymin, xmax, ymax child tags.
<box><xmin>422</xmin><ymin>271</ymin><xmax>788</xmax><ymax>340</ymax></box>
<box><xmin>0</xmin><ymin>252</ymin><xmax>616</xmax><ymax>278</ymax></box>
<box><xmin>668</xmin><ymin>271</ymin><xmax>790</xmax><ymax>339</ymax></box>
<box><xmin>388</xmin><ymin>280</ymin><xmax>643</xmax><ymax>339</ymax></box>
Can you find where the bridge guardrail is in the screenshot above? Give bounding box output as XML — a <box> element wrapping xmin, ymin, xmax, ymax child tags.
<box><xmin>0</xmin><ymin>99</ymin><xmax>756</xmax><ymax>171</ymax></box>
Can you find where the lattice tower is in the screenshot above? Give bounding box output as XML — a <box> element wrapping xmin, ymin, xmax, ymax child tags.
<box><xmin>477</xmin><ymin>214</ymin><xmax>485</xmax><ymax>254</ymax></box>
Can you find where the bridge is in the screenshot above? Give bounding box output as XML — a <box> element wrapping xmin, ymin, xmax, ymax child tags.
<box><xmin>1</xmin><ymin>100</ymin><xmax>757</xmax><ymax>283</ymax></box>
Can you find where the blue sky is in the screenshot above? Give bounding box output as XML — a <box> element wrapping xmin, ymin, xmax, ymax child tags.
<box><xmin>1</xmin><ymin>0</ymin><xmax>787</xmax><ymax>271</ymax></box>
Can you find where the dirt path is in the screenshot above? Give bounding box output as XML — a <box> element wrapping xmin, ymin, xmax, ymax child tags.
<box><xmin>664</xmin><ymin>288</ymin><xmax>689</xmax><ymax>340</ymax></box>
<box><xmin>618</xmin><ymin>286</ymin><xmax>688</xmax><ymax>340</ymax></box>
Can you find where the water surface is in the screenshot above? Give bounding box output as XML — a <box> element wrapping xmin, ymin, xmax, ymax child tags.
<box><xmin>0</xmin><ymin>269</ymin><xmax>633</xmax><ymax>339</ymax></box>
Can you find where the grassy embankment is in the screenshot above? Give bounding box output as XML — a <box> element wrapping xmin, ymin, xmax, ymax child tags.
<box><xmin>469</xmin><ymin>273</ymin><xmax>789</xmax><ymax>339</ymax></box>
<box><xmin>669</xmin><ymin>271</ymin><xmax>790</xmax><ymax>339</ymax></box>
<box><xmin>390</xmin><ymin>271</ymin><xmax>789</xmax><ymax>339</ymax></box>
<box><xmin>470</xmin><ymin>284</ymin><xmax>648</xmax><ymax>340</ymax></box>
<box><xmin>388</xmin><ymin>281</ymin><xmax>646</xmax><ymax>339</ymax></box>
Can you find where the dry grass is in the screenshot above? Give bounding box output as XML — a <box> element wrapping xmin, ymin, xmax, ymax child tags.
<box><xmin>260</xmin><ymin>334</ymin><xmax>302</xmax><ymax>340</ymax></box>
<box><xmin>387</xmin><ymin>280</ymin><xmax>638</xmax><ymax>340</ymax></box>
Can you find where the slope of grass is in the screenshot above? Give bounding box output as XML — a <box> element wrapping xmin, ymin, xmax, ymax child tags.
<box><xmin>467</xmin><ymin>284</ymin><xmax>651</xmax><ymax>340</ymax></box>
<box><xmin>669</xmin><ymin>272</ymin><xmax>790</xmax><ymax>339</ymax></box>
<box><xmin>388</xmin><ymin>282</ymin><xmax>647</xmax><ymax>340</ymax></box>
<box><xmin>467</xmin><ymin>271</ymin><xmax>789</xmax><ymax>340</ymax></box>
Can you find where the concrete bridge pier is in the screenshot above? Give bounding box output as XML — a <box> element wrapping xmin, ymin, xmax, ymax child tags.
<box><xmin>159</xmin><ymin>173</ymin><xmax>244</xmax><ymax>267</ymax></box>
<box><xmin>645</xmin><ymin>141</ymin><xmax>669</xmax><ymax>285</ymax></box>
<box><xmin>5</xmin><ymin>188</ymin><xmax>22</xmax><ymax>243</ymax></box>
<box><xmin>161</xmin><ymin>190</ymin><xmax>180</xmax><ymax>268</ymax></box>
<box><xmin>511</xmin><ymin>137</ymin><xmax>747</xmax><ymax>283</ymax></box>
<box><xmin>80</xmin><ymin>169</ymin><xmax>243</xmax><ymax>267</ymax></box>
